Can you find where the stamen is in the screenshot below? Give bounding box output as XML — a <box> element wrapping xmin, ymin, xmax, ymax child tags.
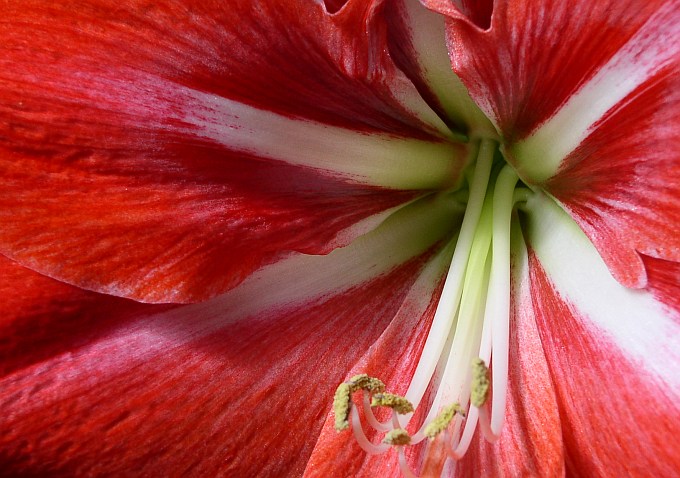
<box><xmin>421</xmin><ymin>191</ymin><xmax>492</xmax><ymax>429</ymax></box>
<box><xmin>362</xmin><ymin>391</ymin><xmax>393</xmax><ymax>432</ymax></box>
<box><xmin>383</xmin><ymin>429</ymin><xmax>412</xmax><ymax>446</ymax></box>
<box><xmin>423</xmin><ymin>403</ymin><xmax>466</xmax><ymax>439</ymax></box>
<box><xmin>371</xmin><ymin>393</ymin><xmax>415</xmax><ymax>414</ymax></box>
<box><xmin>486</xmin><ymin>164</ymin><xmax>519</xmax><ymax>435</ymax></box>
<box><xmin>332</xmin><ymin>139</ymin><xmax>535</xmax><ymax>476</ymax></box>
<box><xmin>350</xmin><ymin>406</ymin><xmax>390</xmax><ymax>455</ymax></box>
<box><xmin>334</xmin><ymin>374</ymin><xmax>387</xmax><ymax>431</ymax></box>
<box><xmin>448</xmin><ymin>405</ymin><xmax>478</xmax><ymax>458</ymax></box>
<box><xmin>402</xmin><ymin>139</ymin><xmax>496</xmax><ymax>412</ymax></box>
<box><xmin>470</xmin><ymin>358</ymin><xmax>490</xmax><ymax>407</ymax></box>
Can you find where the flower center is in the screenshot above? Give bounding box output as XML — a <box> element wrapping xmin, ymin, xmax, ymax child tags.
<box><xmin>333</xmin><ymin>138</ymin><xmax>533</xmax><ymax>476</ymax></box>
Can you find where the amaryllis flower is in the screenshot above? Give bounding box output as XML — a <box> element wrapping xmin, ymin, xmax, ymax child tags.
<box><xmin>1</xmin><ymin>0</ymin><xmax>678</xmax><ymax>476</ymax></box>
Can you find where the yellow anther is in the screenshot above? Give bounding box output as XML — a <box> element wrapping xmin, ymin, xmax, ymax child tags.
<box><xmin>471</xmin><ymin>358</ymin><xmax>490</xmax><ymax>407</ymax></box>
<box><xmin>423</xmin><ymin>403</ymin><xmax>466</xmax><ymax>439</ymax></box>
<box><xmin>371</xmin><ymin>393</ymin><xmax>414</xmax><ymax>414</ymax></box>
<box><xmin>334</xmin><ymin>374</ymin><xmax>386</xmax><ymax>431</ymax></box>
<box><xmin>348</xmin><ymin>374</ymin><xmax>386</xmax><ymax>394</ymax></box>
<box><xmin>383</xmin><ymin>428</ymin><xmax>411</xmax><ymax>446</ymax></box>
<box><xmin>333</xmin><ymin>383</ymin><xmax>352</xmax><ymax>431</ymax></box>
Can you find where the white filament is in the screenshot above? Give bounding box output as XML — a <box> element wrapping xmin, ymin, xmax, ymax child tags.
<box><xmin>486</xmin><ymin>165</ymin><xmax>519</xmax><ymax>435</ymax></box>
<box><xmin>403</xmin><ymin>139</ymin><xmax>495</xmax><ymax>416</ymax></box>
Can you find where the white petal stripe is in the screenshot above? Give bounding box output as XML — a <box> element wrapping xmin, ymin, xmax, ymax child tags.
<box><xmin>182</xmin><ymin>89</ymin><xmax>464</xmax><ymax>190</ymax></box>
<box><xmin>31</xmin><ymin>65</ymin><xmax>463</xmax><ymax>191</ymax></box>
<box><xmin>525</xmin><ymin>193</ymin><xmax>680</xmax><ymax>390</ymax></box>
<box><xmin>512</xmin><ymin>2</ymin><xmax>679</xmax><ymax>182</ymax></box>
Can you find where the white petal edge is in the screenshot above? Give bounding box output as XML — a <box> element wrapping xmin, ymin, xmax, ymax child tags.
<box><xmin>512</xmin><ymin>2</ymin><xmax>679</xmax><ymax>182</ymax></box>
<box><xmin>524</xmin><ymin>192</ymin><xmax>680</xmax><ymax>391</ymax></box>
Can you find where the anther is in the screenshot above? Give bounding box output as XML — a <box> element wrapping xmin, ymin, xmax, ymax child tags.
<box><xmin>423</xmin><ymin>403</ymin><xmax>466</xmax><ymax>439</ymax></box>
<box><xmin>371</xmin><ymin>393</ymin><xmax>415</xmax><ymax>414</ymax></box>
<box><xmin>333</xmin><ymin>383</ymin><xmax>352</xmax><ymax>431</ymax></box>
<box><xmin>471</xmin><ymin>358</ymin><xmax>490</xmax><ymax>407</ymax></box>
<box><xmin>348</xmin><ymin>374</ymin><xmax>386</xmax><ymax>394</ymax></box>
<box><xmin>383</xmin><ymin>429</ymin><xmax>412</xmax><ymax>446</ymax></box>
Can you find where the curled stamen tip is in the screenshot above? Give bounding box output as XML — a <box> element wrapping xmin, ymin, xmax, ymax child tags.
<box><xmin>471</xmin><ymin>358</ymin><xmax>490</xmax><ymax>407</ymax></box>
<box><xmin>383</xmin><ymin>428</ymin><xmax>411</xmax><ymax>446</ymax></box>
<box><xmin>334</xmin><ymin>374</ymin><xmax>386</xmax><ymax>431</ymax></box>
<box><xmin>348</xmin><ymin>374</ymin><xmax>386</xmax><ymax>394</ymax></box>
<box><xmin>333</xmin><ymin>383</ymin><xmax>352</xmax><ymax>431</ymax></box>
<box><xmin>423</xmin><ymin>403</ymin><xmax>466</xmax><ymax>439</ymax></box>
<box><xmin>371</xmin><ymin>393</ymin><xmax>414</xmax><ymax>414</ymax></box>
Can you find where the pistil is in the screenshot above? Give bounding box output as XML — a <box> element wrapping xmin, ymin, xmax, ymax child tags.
<box><xmin>333</xmin><ymin>139</ymin><xmax>528</xmax><ymax>476</ymax></box>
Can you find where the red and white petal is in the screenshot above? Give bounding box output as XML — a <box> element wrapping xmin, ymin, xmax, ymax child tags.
<box><xmin>541</xmin><ymin>59</ymin><xmax>680</xmax><ymax>287</ymax></box>
<box><xmin>0</xmin><ymin>0</ymin><xmax>466</xmax><ymax>303</ymax></box>
<box><xmin>432</xmin><ymin>0</ymin><xmax>672</xmax><ymax>146</ymax></box>
<box><xmin>1</xmin><ymin>141</ymin><xmax>431</xmax><ymax>303</ymax></box>
<box><xmin>0</xmin><ymin>260</ymin><xmax>432</xmax><ymax>477</ymax></box>
<box><xmin>202</xmin><ymin>193</ymin><xmax>460</xmax><ymax>322</ymax></box>
<box><xmin>0</xmin><ymin>196</ymin><xmax>458</xmax><ymax>477</ymax></box>
<box><xmin>454</xmin><ymin>221</ymin><xmax>564</xmax><ymax>478</ymax></box>
<box><xmin>385</xmin><ymin>0</ymin><xmax>495</xmax><ymax>137</ymax></box>
<box><xmin>435</xmin><ymin>0</ymin><xmax>679</xmax><ymax>287</ymax></box>
<box><xmin>509</xmin><ymin>1</ymin><xmax>679</xmax><ymax>183</ymax></box>
<box><xmin>524</xmin><ymin>193</ymin><xmax>680</xmax><ymax>476</ymax></box>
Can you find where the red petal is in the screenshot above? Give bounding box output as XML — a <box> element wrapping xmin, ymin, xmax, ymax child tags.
<box><xmin>0</xmin><ymin>255</ymin><xmax>162</xmax><ymax>377</ymax></box>
<box><xmin>528</xmin><ymin>251</ymin><xmax>680</xmax><ymax>476</ymax></box>
<box><xmin>644</xmin><ymin>255</ymin><xmax>680</xmax><ymax>319</ymax></box>
<box><xmin>421</xmin><ymin>0</ymin><xmax>493</xmax><ymax>29</ymax></box>
<box><xmin>452</xmin><ymin>0</ymin><xmax>493</xmax><ymax>30</ymax></box>
<box><xmin>0</xmin><ymin>249</ymin><xmax>438</xmax><ymax>476</ymax></box>
<box><xmin>0</xmin><ymin>0</ymin><xmax>466</xmax><ymax>303</ymax></box>
<box><xmin>323</xmin><ymin>0</ymin><xmax>349</xmax><ymax>14</ymax></box>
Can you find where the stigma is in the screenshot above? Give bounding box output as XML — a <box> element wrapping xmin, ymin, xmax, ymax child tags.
<box><xmin>332</xmin><ymin>138</ymin><xmax>532</xmax><ymax>476</ymax></box>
